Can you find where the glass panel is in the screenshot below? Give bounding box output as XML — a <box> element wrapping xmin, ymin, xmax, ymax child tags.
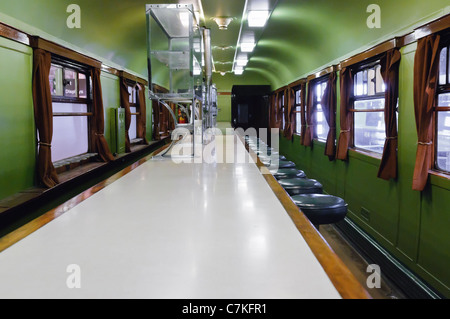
<box><xmin>296</xmin><ymin>90</ymin><xmax>301</xmax><ymax>104</ymax></box>
<box><xmin>64</xmin><ymin>69</ymin><xmax>78</xmax><ymax>97</ymax></box>
<box><xmin>438</xmin><ymin>92</ymin><xmax>450</xmax><ymax>107</ymax></box>
<box><xmin>354</xmin><ymin>111</ymin><xmax>385</xmax><ymax>153</ymax></box>
<box><xmin>363</xmin><ymin>70</ymin><xmax>368</xmax><ymax>95</ymax></box>
<box><xmin>316</xmin><ymin>104</ymin><xmax>329</xmax><ymax>141</ymax></box>
<box><xmin>368</xmin><ymin>68</ymin><xmax>376</xmax><ymax>96</ymax></box>
<box><xmin>439</xmin><ymin>47</ymin><xmax>447</xmax><ymax>86</ymax></box>
<box><xmin>355</xmin><ymin>71</ymin><xmax>363</xmax><ymax>96</ymax></box>
<box><xmin>52</xmin><ymin>102</ymin><xmax>87</xmax><ymax>113</ymax></box>
<box><xmin>375</xmin><ymin>65</ymin><xmax>385</xmax><ymax>93</ymax></box>
<box><xmin>296</xmin><ymin>106</ymin><xmax>301</xmax><ymax>134</ymax></box>
<box><xmin>128</xmin><ymin>86</ymin><xmax>133</xmax><ymax>104</ymax></box>
<box><xmin>436</xmin><ymin>111</ymin><xmax>450</xmax><ymax>172</ymax></box>
<box><xmin>50</xmin><ymin>64</ymin><xmax>63</xmax><ymax>96</ymax></box>
<box><xmin>130</xmin><ymin>106</ymin><xmax>137</xmax><ymax>140</ymax></box>
<box><xmin>52</xmin><ymin>115</ymin><xmax>89</xmax><ymax>162</ymax></box>
<box><xmin>78</xmin><ymin>73</ymin><xmax>87</xmax><ymax>98</ymax></box>
<box><xmin>354</xmin><ymin>98</ymin><xmax>385</xmax><ymax>110</ymax></box>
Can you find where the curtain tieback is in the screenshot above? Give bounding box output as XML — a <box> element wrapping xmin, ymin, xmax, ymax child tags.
<box><xmin>386</xmin><ymin>136</ymin><xmax>398</xmax><ymax>140</ymax></box>
<box><xmin>38</xmin><ymin>142</ymin><xmax>51</xmax><ymax>147</ymax></box>
<box><xmin>340</xmin><ymin>129</ymin><xmax>350</xmax><ymax>133</ymax></box>
<box><xmin>95</xmin><ymin>133</ymin><xmax>105</xmax><ymax>136</ymax></box>
<box><xmin>418</xmin><ymin>141</ymin><xmax>432</xmax><ymax>145</ymax></box>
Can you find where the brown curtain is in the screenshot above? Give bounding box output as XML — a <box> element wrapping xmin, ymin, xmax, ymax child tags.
<box><xmin>336</xmin><ymin>67</ymin><xmax>353</xmax><ymax>160</ymax></box>
<box><xmin>284</xmin><ymin>88</ymin><xmax>295</xmax><ymax>140</ymax></box>
<box><xmin>412</xmin><ymin>34</ymin><xmax>441</xmax><ymax>191</ymax></box>
<box><xmin>137</xmin><ymin>83</ymin><xmax>149</xmax><ymax>144</ymax></box>
<box><xmin>120</xmin><ymin>78</ymin><xmax>132</xmax><ymax>152</ymax></box>
<box><xmin>321</xmin><ymin>72</ymin><xmax>337</xmax><ymax>161</ymax></box>
<box><xmin>378</xmin><ymin>49</ymin><xmax>401</xmax><ymax>180</ymax></box>
<box><xmin>32</xmin><ymin>49</ymin><xmax>59</xmax><ymax>188</ymax></box>
<box><xmin>269</xmin><ymin>93</ymin><xmax>276</xmax><ymax>128</ymax></box>
<box><xmin>303</xmin><ymin>81</ymin><xmax>314</xmax><ymax>147</ymax></box>
<box><xmin>300</xmin><ymin>82</ymin><xmax>307</xmax><ymax>145</ymax></box>
<box><xmin>274</xmin><ymin>92</ymin><xmax>281</xmax><ymax>129</ymax></box>
<box><xmin>91</xmin><ymin>68</ymin><xmax>115</xmax><ymax>162</ymax></box>
<box><xmin>152</xmin><ymin>100</ymin><xmax>161</xmax><ymax>140</ymax></box>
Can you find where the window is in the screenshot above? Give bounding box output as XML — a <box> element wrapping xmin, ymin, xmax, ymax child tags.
<box><xmin>127</xmin><ymin>83</ymin><xmax>139</xmax><ymax>142</ymax></box>
<box><xmin>49</xmin><ymin>58</ymin><xmax>94</xmax><ymax>163</ymax></box>
<box><xmin>312</xmin><ymin>80</ymin><xmax>328</xmax><ymax>141</ymax></box>
<box><xmin>294</xmin><ymin>88</ymin><xmax>302</xmax><ymax>134</ymax></box>
<box><xmin>436</xmin><ymin>42</ymin><xmax>450</xmax><ymax>172</ymax></box>
<box><xmin>351</xmin><ymin>61</ymin><xmax>386</xmax><ymax>154</ymax></box>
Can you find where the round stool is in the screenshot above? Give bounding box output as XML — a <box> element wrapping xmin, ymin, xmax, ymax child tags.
<box><xmin>291</xmin><ymin>194</ymin><xmax>348</xmax><ymax>228</ymax></box>
<box><xmin>278</xmin><ymin>178</ymin><xmax>322</xmax><ymax>195</ymax></box>
<box><xmin>258</xmin><ymin>154</ymin><xmax>285</xmax><ymax>161</ymax></box>
<box><xmin>267</xmin><ymin>160</ymin><xmax>296</xmax><ymax>169</ymax></box>
<box><xmin>271</xmin><ymin>168</ymin><xmax>306</xmax><ymax>180</ymax></box>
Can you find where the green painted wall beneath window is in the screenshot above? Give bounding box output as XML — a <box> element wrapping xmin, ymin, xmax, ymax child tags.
<box><xmin>279</xmin><ymin>42</ymin><xmax>450</xmax><ymax>297</ymax></box>
<box><xmin>0</xmin><ymin>37</ymin><xmax>35</xmax><ymax>200</ymax></box>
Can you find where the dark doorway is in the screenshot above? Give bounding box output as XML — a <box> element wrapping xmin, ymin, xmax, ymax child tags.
<box><xmin>231</xmin><ymin>85</ymin><xmax>271</xmax><ymax>133</ymax></box>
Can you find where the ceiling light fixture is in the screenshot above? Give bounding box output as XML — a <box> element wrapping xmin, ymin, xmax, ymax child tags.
<box><xmin>234</xmin><ymin>67</ymin><xmax>244</xmax><ymax>75</ymax></box>
<box><xmin>247</xmin><ymin>11</ymin><xmax>269</xmax><ymax>27</ymax></box>
<box><xmin>212</xmin><ymin>17</ymin><xmax>234</xmax><ymax>30</ymax></box>
<box><xmin>232</xmin><ymin>0</ymin><xmax>279</xmax><ymax>76</ymax></box>
<box><xmin>240</xmin><ymin>42</ymin><xmax>255</xmax><ymax>52</ymax></box>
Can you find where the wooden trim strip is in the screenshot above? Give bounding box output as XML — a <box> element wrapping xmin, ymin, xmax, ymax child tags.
<box><xmin>307</xmin><ymin>65</ymin><xmax>337</xmax><ymax>82</ymax></box>
<box><xmin>400</xmin><ymin>14</ymin><xmax>450</xmax><ymax>47</ymax></box>
<box><xmin>119</xmin><ymin>70</ymin><xmax>148</xmax><ymax>86</ymax></box>
<box><xmin>217</xmin><ymin>92</ymin><xmax>232</xmax><ymax>96</ymax></box>
<box><xmin>0</xmin><ymin>22</ymin><xmax>30</xmax><ymax>46</ymax></box>
<box><xmin>101</xmin><ymin>64</ymin><xmax>120</xmax><ymax>77</ymax></box>
<box><xmin>341</xmin><ymin>39</ymin><xmax>398</xmax><ymax>69</ymax></box>
<box><xmin>0</xmin><ymin>142</ymin><xmax>171</xmax><ymax>253</ymax></box>
<box><xmin>288</xmin><ymin>78</ymin><xmax>307</xmax><ymax>89</ymax></box>
<box><xmin>30</xmin><ymin>36</ymin><xmax>102</xmax><ymax>68</ymax></box>
<box><xmin>239</xmin><ymin>135</ymin><xmax>372</xmax><ymax>299</ymax></box>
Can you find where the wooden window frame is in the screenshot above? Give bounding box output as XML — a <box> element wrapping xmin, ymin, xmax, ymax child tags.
<box><xmin>293</xmin><ymin>86</ymin><xmax>302</xmax><ymax>135</ymax></box>
<box><xmin>434</xmin><ymin>34</ymin><xmax>450</xmax><ymax>174</ymax></box>
<box><xmin>50</xmin><ymin>55</ymin><xmax>95</xmax><ymax>165</ymax></box>
<box><xmin>348</xmin><ymin>56</ymin><xmax>387</xmax><ymax>157</ymax></box>
<box><xmin>310</xmin><ymin>77</ymin><xmax>329</xmax><ymax>142</ymax></box>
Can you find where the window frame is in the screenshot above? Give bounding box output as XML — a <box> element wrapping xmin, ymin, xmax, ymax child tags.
<box><xmin>50</xmin><ymin>55</ymin><xmax>95</xmax><ymax>164</ymax></box>
<box><xmin>293</xmin><ymin>86</ymin><xmax>302</xmax><ymax>135</ymax></box>
<box><xmin>125</xmin><ymin>79</ymin><xmax>141</xmax><ymax>144</ymax></box>
<box><xmin>434</xmin><ymin>35</ymin><xmax>450</xmax><ymax>174</ymax></box>
<box><xmin>310</xmin><ymin>77</ymin><xmax>329</xmax><ymax>142</ymax></box>
<box><xmin>349</xmin><ymin>57</ymin><xmax>387</xmax><ymax>156</ymax></box>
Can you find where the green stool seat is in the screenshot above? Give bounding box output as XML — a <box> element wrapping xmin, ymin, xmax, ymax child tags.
<box><xmin>259</xmin><ymin>154</ymin><xmax>285</xmax><ymax>162</ymax></box>
<box><xmin>270</xmin><ymin>168</ymin><xmax>306</xmax><ymax>179</ymax></box>
<box><xmin>291</xmin><ymin>194</ymin><xmax>348</xmax><ymax>227</ymax></box>
<box><xmin>263</xmin><ymin>160</ymin><xmax>295</xmax><ymax>169</ymax></box>
<box><xmin>278</xmin><ymin>178</ymin><xmax>322</xmax><ymax>195</ymax></box>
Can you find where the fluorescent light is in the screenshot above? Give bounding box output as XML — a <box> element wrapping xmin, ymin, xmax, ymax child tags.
<box><xmin>236</xmin><ymin>58</ymin><xmax>248</xmax><ymax>66</ymax></box>
<box><xmin>247</xmin><ymin>11</ymin><xmax>269</xmax><ymax>27</ymax></box>
<box><xmin>234</xmin><ymin>67</ymin><xmax>244</xmax><ymax>75</ymax></box>
<box><xmin>241</xmin><ymin>42</ymin><xmax>255</xmax><ymax>52</ymax></box>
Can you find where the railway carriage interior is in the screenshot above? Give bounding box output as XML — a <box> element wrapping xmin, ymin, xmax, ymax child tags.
<box><xmin>0</xmin><ymin>0</ymin><xmax>449</xmax><ymax>300</ymax></box>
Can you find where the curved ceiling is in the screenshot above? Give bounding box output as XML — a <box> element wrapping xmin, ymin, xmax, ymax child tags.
<box><xmin>0</xmin><ymin>0</ymin><xmax>448</xmax><ymax>91</ymax></box>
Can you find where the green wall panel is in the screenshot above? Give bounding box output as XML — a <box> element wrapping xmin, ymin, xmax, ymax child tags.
<box><xmin>0</xmin><ymin>38</ymin><xmax>35</xmax><ymax>200</ymax></box>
